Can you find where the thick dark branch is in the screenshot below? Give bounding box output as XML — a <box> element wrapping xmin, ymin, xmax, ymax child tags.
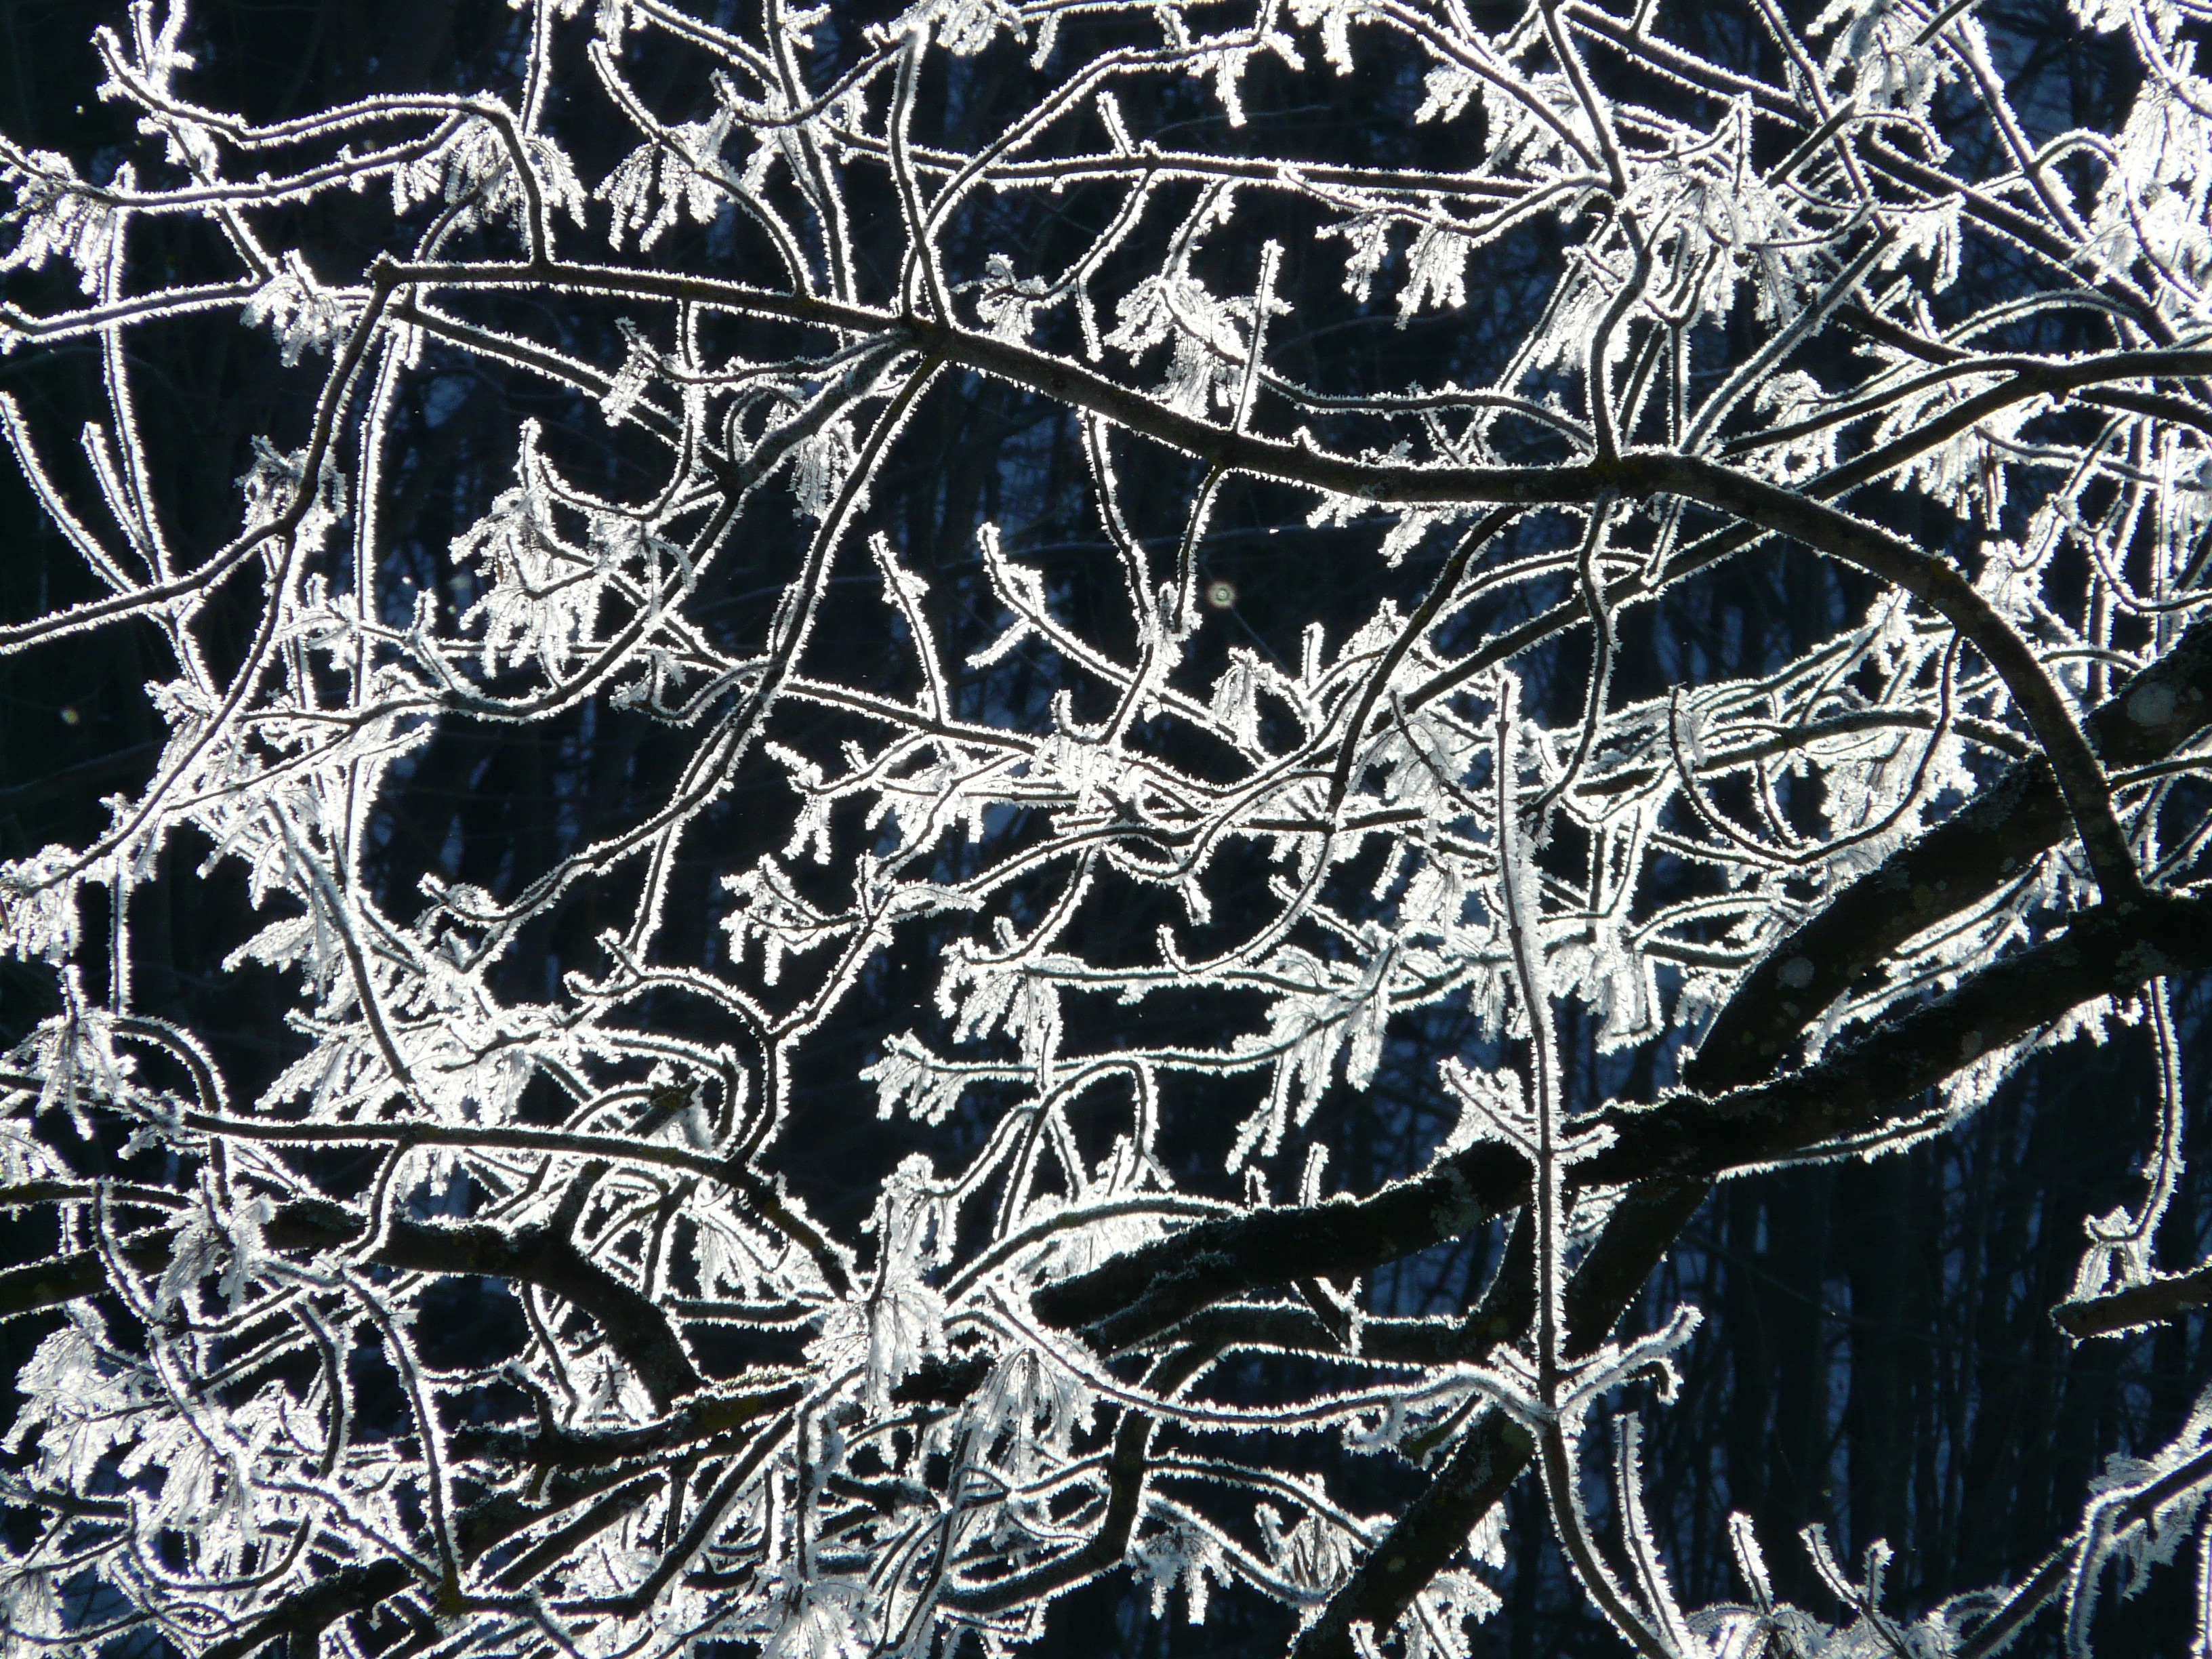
<box><xmin>489</xmin><ymin>1475</ymin><xmax>660</xmax><ymax>1591</ymax></box>
<box><xmin>1294</xmin><ymin>1178</ymin><xmax>1712</xmax><ymax>1659</ymax></box>
<box><xmin>1591</xmin><ymin>895</ymin><xmax>2212</xmax><ymax>1186</ymax></box>
<box><xmin>254</xmin><ymin>1204</ymin><xmax>704</xmax><ymax>1409</ymax></box>
<box><xmin>1029</xmin><ymin>1146</ymin><xmax>1525</xmax><ymax>1352</ymax></box>
<box><xmin>1689</xmin><ymin>612</ymin><xmax>2212</xmax><ymax>1090</ymax></box>
<box><xmin>1290</xmin><ymin>1415</ymin><xmax>1537</xmax><ymax>1659</ymax></box>
<box><xmin>447</xmin><ymin>1378</ymin><xmax>802</xmax><ymax>1469</ymax></box>
<box><xmin>371</xmin><ymin>1217</ymin><xmax>705</xmax><ymax>1410</ymax></box>
<box><xmin>1561</xmin><ymin>1177</ymin><xmax>1713</xmax><ymax>1352</ymax></box>
<box><xmin>202</xmin><ymin>1559</ymin><xmax>417</xmax><ymax>1659</ymax></box>
<box><xmin>2075</xmin><ymin>386</ymin><xmax>2212</xmax><ymax>443</ymax></box>
<box><xmin>1040</xmin><ymin>899</ymin><xmax>2212</xmax><ymax>1353</ymax></box>
<box><xmin>1832</xmin><ymin>304</ymin><xmax>1969</xmax><ymax>365</ymax></box>
<box><xmin>0</xmin><ymin>1247</ymin><xmax>108</xmax><ymax>1319</ymax></box>
<box><xmin>0</xmin><ymin>1179</ymin><xmax>187</xmax><ymax>1211</ymax></box>
<box><xmin>2053</xmin><ymin>1261</ymin><xmax>2212</xmax><ymax>1338</ymax></box>
<box><xmin>1687</xmin><ymin>760</ymin><xmax>2068</xmax><ymax>1090</ymax></box>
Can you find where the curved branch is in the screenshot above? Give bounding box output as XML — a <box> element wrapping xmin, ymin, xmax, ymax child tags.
<box><xmin>1691</xmin><ymin>612</ymin><xmax>2212</xmax><ymax>1090</ymax></box>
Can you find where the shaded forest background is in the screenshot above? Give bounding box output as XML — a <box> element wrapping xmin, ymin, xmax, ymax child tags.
<box><xmin>0</xmin><ymin>0</ymin><xmax>2204</xmax><ymax>1651</ymax></box>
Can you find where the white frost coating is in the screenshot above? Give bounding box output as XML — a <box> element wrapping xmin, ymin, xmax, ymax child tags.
<box><xmin>0</xmin><ymin>0</ymin><xmax>2205</xmax><ymax>1654</ymax></box>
